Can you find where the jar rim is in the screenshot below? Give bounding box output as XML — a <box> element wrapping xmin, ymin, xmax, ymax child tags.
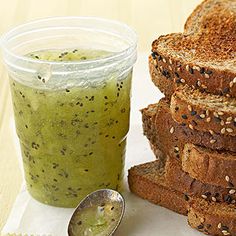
<box><xmin>1</xmin><ymin>16</ymin><xmax>137</xmax><ymax>68</ymax></box>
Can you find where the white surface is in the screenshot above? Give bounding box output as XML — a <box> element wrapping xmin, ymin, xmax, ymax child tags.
<box><xmin>2</xmin><ymin>53</ymin><xmax>201</xmax><ymax>236</ymax></box>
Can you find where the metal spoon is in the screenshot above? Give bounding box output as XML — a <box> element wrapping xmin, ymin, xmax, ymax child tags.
<box><xmin>68</xmin><ymin>189</ymin><xmax>125</xmax><ymax>236</ymax></box>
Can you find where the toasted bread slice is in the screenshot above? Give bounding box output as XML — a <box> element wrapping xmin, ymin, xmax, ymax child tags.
<box><xmin>128</xmin><ymin>160</ymin><xmax>188</xmax><ymax>215</ymax></box>
<box><xmin>142</xmin><ymin>100</ymin><xmax>236</xmax><ymax>204</ymax></box>
<box><xmin>150</xmin><ymin>0</ymin><xmax>236</xmax><ymax>97</ymax></box>
<box><xmin>188</xmin><ymin>198</ymin><xmax>236</xmax><ymax>235</ymax></box>
<box><xmin>141</xmin><ymin>98</ymin><xmax>236</xmax><ymax>153</ymax></box>
<box><xmin>182</xmin><ymin>143</ymin><xmax>236</xmax><ymax>189</ymax></box>
<box><xmin>164</xmin><ymin>154</ymin><xmax>236</xmax><ymax>205</ymax></box>
<box><xmin>170</xmin><ymin>85</ymin><xmax>236</xmax><ymax>136</ymax></box>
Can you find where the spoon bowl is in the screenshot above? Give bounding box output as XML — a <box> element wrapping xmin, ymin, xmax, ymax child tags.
<box><xmin>68</xmin><ymin>189</ymin><xmax>125</xmax><ymax>236</ymax></box>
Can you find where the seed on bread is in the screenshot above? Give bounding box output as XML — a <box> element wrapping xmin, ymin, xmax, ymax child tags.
<box><xmin>222</xmin><ymin>230</ymin><xmax>230</xmax><ymax>236</ymax></box>
<box><xmin>220</xmin><ymin>128</ymin><xmax>226</xmax><ymax>134</ymax></box>
<box><xmin>189</xmin><ymin>67</ymin><xmax>194</xmax><ymax>74</ymax></box>
<box><xmin>221</xmin><ymin>120</ymin><xmax>225</xmax><ymax>126</ymax></box>
<box><xmin>209</xmin><ymin>130</ymin><xmax>214</xmax><ymax>135</ymax></box>
<box><xmin>189</xmin><ymin>124</ymin><xmax>194</xmax><ymax>130</ymax></box>
<box><xmin>170</xmin><ymin>85</ymin><xmax>236</xmax><ymax>137</ymax></box>
<box><xmin>229</xmin><ymin>189</ymin><xmax>236</xmax><ymax>195</ymax></box>
<box><xmin>226</xmin><ymin>128</ymin><xmax>233</xmax><ymax>133</ymax></box>
<box><xmin>169</xmin><ymin>127</ymin><xmax>175</xmax><ymax>134</ymax></box>
<box><xmin>200</xmin><ymin>114</ymin><xmax>206</xmax><ymax>119</ymax></box>
<box><xmin>225</xmin><ymin>176</ymin><xmax>230</xmax><ymax>182</ymax></box>
<box><xmin>210</xmin><ymin>139</ymin><xmax>216</xmax><ymax>144</ymax></box>
<box><xmin>197</xmin><ymin>80</ymin><xmax>201</xmax><ymax>87</ymax></box>
<box><xmin>211</xmin><ymin>196</ymin><xmax>217</xmax><ymax>202</ymax></box>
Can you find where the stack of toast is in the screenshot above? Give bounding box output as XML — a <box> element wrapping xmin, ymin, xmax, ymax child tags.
<box><xmin>128</xmin><ymin>0</ymin><xmax>236</xmax><ymax>235</ymax></box>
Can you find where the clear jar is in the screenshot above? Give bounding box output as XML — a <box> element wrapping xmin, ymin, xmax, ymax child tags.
<box><xmin>1</xmin><ymin>17</ymin><xmax>137</xmax><ymax>208</ymax></box>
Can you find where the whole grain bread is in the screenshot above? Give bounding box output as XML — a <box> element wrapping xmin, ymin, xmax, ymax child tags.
<box><xmin>142</xmin><ymin>100</ymin><xmax>236</xmax><ymax>205</ymax></box>
<box><xmin>182</xmin><ymin>143</ymin><xmax>236</xmax><ymax>189</ymax></box>
<box><xmin>141</xmin><ymin>98</ymin><xmax>236</xmax><ymax>153</ymax></box>
<box><xmin>149</xmin><ymin>55</ymin><xmax>175</xmax><ymax>99</ymax></box>
<box><xmin>128</xmin><ymin>160</ymin><xmax>188</xmax><ymax>215</ymax></box>
<box><xmin>170</xmin><ymin>85</ymin><xmax>236</xmax><ymax>137</ymax></box>
<box><xmin>188</xmin><ymin>198</ymin><xmax>236</xmax><ymax>236</ymax></box>
<box><xmin>150</xmin><ymin>0</ymin><xmax>236</xmax><ymax>97</ymax></box>
<box><xmin>164</xmin><ymin>153</ymin><xmax>236</xmax><ymax>205</ymax></box>
<box><xmin>128</xmin><ymin>154</ymin><xmax>236</xmax><ymax>235</ymax></box>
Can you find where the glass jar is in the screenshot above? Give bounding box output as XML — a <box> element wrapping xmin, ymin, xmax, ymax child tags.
<box><xmin>1</xmin><ymin>17</ymin><xmax>137</xmax><ymax>207</ymax></box>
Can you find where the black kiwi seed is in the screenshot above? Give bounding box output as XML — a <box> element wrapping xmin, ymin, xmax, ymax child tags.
<box><xmin>117</xmin><ymin>174</ymin><xmax>120</xmax><ymax>180</ymax></box>
<box><xmin>77</xmin><ymin>221</ymin><xmax>82</xmax><ymax>226</ymax></box>
<box><xmin>60</xmin><ymin>148</ymin><xmax>66</xmax><ymax>155</ymax></box>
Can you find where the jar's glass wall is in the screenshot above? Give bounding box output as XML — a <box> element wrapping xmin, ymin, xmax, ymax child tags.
<box><xmin>2</xmin><ymin>17</ymin><xmax>137</xmax><ymax>207</ymax></box>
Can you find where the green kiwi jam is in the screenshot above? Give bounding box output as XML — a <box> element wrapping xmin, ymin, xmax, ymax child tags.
<box><xmin>69</xmin><ymin>202</ymin><xmax>121</xmax><ymax>236</ymax></box>
<box><xmin>10</xmin><ymin>49</ymin><xmax>132</xmax><ymax>207</ymax></box>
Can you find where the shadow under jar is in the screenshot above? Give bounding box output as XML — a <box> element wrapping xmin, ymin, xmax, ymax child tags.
<box><xmin>1</xmin><ymin>17</ymin><xmax>137</xmax><ymax>207</ymax></box>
